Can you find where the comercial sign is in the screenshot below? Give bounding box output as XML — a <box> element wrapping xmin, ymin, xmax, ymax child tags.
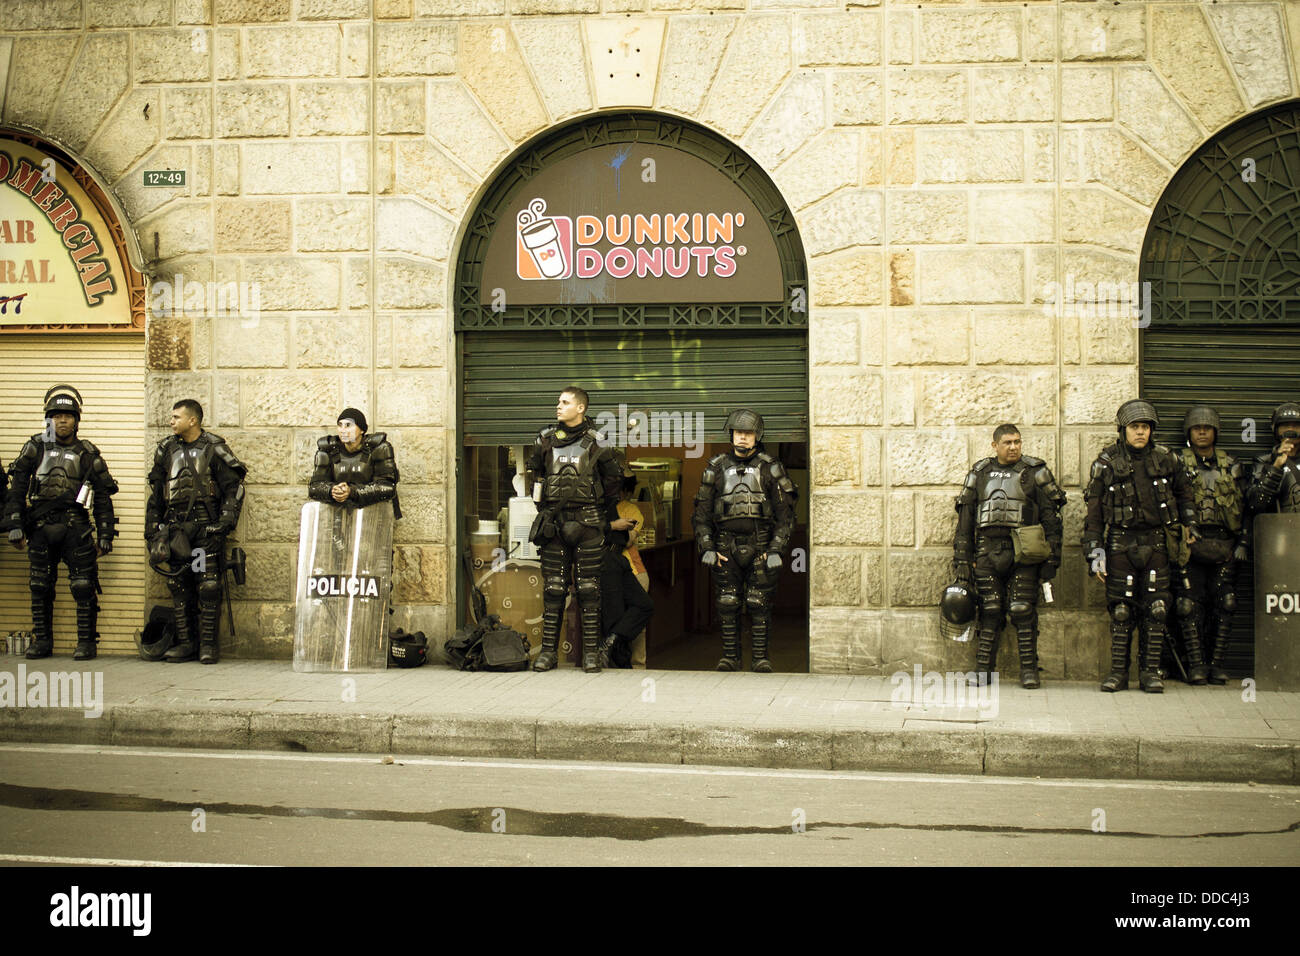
<box><xmin>481</xmin><ymin>143</ymin><xmax>783</xmax><ymax>306</ymax></box>
<box><xmin>0</xmin><ymin>138</ymin><xmax>133</xmax><ymax>329</ymax></box>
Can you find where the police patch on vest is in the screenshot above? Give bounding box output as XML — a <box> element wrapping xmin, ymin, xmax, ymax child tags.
<box><xmin>307</xmin><ymin>574</ymin><xmax>381</xmax><ymax>598</ymax></box>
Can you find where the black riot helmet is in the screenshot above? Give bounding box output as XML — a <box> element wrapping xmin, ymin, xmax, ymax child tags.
<box><xmin>1270</xmin><ymin>402</ymin><xmax>1300</xmax><ymax>438</ymax></box>
<box><xmin>43</xmin><ymin>384</ymin><xmax>83</xmax><ymax>422</ymax></box>
<box><xmin>724</xmin><ymin>408</ymin><xmax>764</xmax><ymax>458</ymax></box>
<box><xmin>1116</xmin><ymin>399</ymin><xmax>1159</xmax><ymax>431</ymax></box>
<box><xmin>1182</xmin><ymin>405</ymin><xmax>1220</xmax><ymax>444</ymax></box>
<box><xmin>939</xmin><ymin>581</ymin><xmax>977</xmax><ymax>643</ymax></box>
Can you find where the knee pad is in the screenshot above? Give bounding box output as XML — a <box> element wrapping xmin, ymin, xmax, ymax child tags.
<box><xmin>1219</xmin><ymin>591</ymin><xmax>1236</xmax><ymax>613</ymax></box>
<box><xmin>166</xmin><ymin>575</ymin><xmax>194</xmax><ymax>598</ymax></box>
<box><xmin>576</xmin><ymin>578</ymin><xmax>600</xmax><ymax>604</ymax></box>
<box><xmin>717</xmin><ymin>589</ymin><xmax>741</xmax><ymax>613</ymax></box>
<box><xmin>29</xmin><ymin>568</ymin><xmax>55</xmax><ymax>597</ymax></box>
<box><xmin>197</xmin><ymin>576</ymin><xmax>223</xmax><ymax>607</ymax></box>
<box><xmin>1110</xmin><ymin>602</ymin><xmax>1132</xmax><ymax>624</ymax></box>
<box><xmin>1175</xmin><ymin>596</ymin><xmax>1195</xmax><ymax>618</ymax></box>
<box><xmin>543</xmin><ymin>574</ymin><xmax>568</xmax><ymax>600</ymax></box>
<box><xmin>69</xmin><ymin>576</ymin><xmax>96</xmax><ymax>604</ymax></box>
<box><xmin>1147</xmin><ymin>599</ymin><xmax>1167</xmax><ymax>624</ymax></box>
<box><xmin>744</xmin><ymin>589</ymin><xmax>767</xmax><ymax>614</ymax></box>
<box><xmin>1008</xmin><ymin>600</ymin><xmax>1034</xmax><ymax>624</ymax></box>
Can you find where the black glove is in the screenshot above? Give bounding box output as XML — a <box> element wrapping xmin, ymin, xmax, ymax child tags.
<box><xmin>954</xmin><ymin>560</ymin><xmax>974</xmax><ymax>585</ymax></box>
<box><xmin>764</xmin><ymin>552</ymin><xmax>782</xmax><ymax>571</ymax></box>
<box><xmin>1232</xmin><ymin>544</ymin><xmax>1248</xmax><ymax>563</ymax></box>
<box><xmin>8</xmin><ymin>528</ymin><xmax>22</xmax><ymax>545</ymax></box>
<box><xmin>203</xmin><ymin>523</ymin><xmax>228</xmax><ymax>539</ymax></box>
<box><xmin>701</xmin><ymin>550</ymin><xmax>718</xmax><ymax>567</ymax></box>
<box><xmin>97</xmin><ymin>537</ymin><xmax>113</xmax><ymax>555</ymax></box>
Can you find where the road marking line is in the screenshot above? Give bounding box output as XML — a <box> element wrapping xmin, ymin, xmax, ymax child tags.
<box><xmin>0</xmin><ymin>853</ymin><xmax>257</xmax><ymax>867</ymax></box>
<box><xmin>0</xmin><ymin>743</ymin><xmax>1290</xmax><ymax>795</ymax></box>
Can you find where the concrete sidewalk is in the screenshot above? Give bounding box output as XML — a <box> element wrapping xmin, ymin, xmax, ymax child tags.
<box><xmin>1</xmin><ymin>656</ymin><xmax>1296</xmax><ymax>784</ymax></box>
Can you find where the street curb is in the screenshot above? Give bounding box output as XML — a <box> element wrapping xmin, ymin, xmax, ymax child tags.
<box><xmin>2</xmin><ymin>705</ymin><xmax>1296</xmax><ymax>784</ymax></box>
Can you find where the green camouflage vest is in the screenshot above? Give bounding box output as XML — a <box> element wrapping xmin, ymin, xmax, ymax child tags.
<box><xmin>1179</xmin><ymin>447</ymin><xmax>1243</xmax><ymax>533</ymax></box>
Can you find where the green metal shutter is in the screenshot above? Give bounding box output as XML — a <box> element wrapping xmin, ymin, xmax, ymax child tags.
<box><xmin>460</xmin><ymin>329</ymin><xmax>808</xmax><ymax>446</ymax></box>
<box><xmin>1141</xmin><ymin>326</ymin><xmax>1300</xmax><ymax>676</ymax></box>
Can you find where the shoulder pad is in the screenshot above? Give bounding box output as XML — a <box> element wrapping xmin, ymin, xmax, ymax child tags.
<box><xmin>707</xmin><ymin>453</ymin><xmax>730</xmax><ymax>469</ymax></box>
<box><xmin>1031</xmin><ymin>463</ymin><xmax>1053</xmax><ymax>484</ymax></box>
<box><xmin>1089</xmin><ymin>459</ymin><xmax>1109</xmax><ymax>480</ymax></box>
<box><xmin>76</xmin><ymin>439</ymin><xmax>101</xmax><ymax>456</ymax></box>
<box><xmin>1229</xmin><ymin>460</ymin><xmax>1245</xmax><ymax>479</ymax></box>
<box><xmin>317</xmin><ymin>436</ymin><xmax>336</xmax><ymax>450</ymax></box>
<box><xmin>209</xmin><ymin>436</ymin><xmax>248</xmax><ymax>478</ymax></box>
<box><xmin>972</xmin><ymin>457</ymin><xmax>995</xmax><ymax>472</ymax></box>
<box><xmin>538</xmin><ymin>425</ymin><xmax>557</xmax><ymax>439</ymax></box>
<box><xmin>365</xmin><ymin>432</ymin><xmax>388</xmax><ymax>446</ymax></box>
<box><xmin>1152</xmin><ymin>443</ymin><xmax>1172</xmax><ymax>456</ymax></box>
<box><xmin>1020</xmin><ymin>455</ymin><xmax>1045</xmax><ymax>468</ymax></box>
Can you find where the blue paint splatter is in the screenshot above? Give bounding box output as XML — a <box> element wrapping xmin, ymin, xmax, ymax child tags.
<box><xmin>608</xmin><ymin>146</ymin><xmax>632</xmax><ymax>194</ymax></box>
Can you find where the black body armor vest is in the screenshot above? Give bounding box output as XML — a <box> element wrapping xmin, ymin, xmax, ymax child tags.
<box><xmin>541</xmin><ymin>434</ymin><xmax>600</xmax><ymax>507</ymax></box>
<box><xmin>975</xmin><ymin>463</ymin><xmax>1034</xmax><ymax>529</ymax></box>
<box><xmin>714</xmin><ymin>461</ymin><xmax>771</xmax><ymax>523</ymax></box>
<box><xmin>33</xmin><ymin>442</ymin><xmax>88</xmax><ymax>503</ymax></box>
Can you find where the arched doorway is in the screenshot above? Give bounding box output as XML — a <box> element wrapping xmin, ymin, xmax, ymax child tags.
<box><xmin>453</xmin><ymin>112</ymin><xmax>810</xmax><ymax>670</ymax></box>
<box><xmin>0</xmin><ymin>129</ymin><xmax>149</xmax><ymax>655</ymax></box>
<box><xmin>1139</xmin><ymin>99</ymin><xmax>1300</xmax><ymax>675</ymax></box>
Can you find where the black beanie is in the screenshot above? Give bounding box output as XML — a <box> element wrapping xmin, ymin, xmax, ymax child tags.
<box><xmin>338</xmin><ymin>407</ymin><xmax>368</xmax><ymax>433</ymax></box>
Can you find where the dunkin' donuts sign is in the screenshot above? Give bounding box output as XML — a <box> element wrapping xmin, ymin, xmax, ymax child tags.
<box><xmin>483</xmin><ymin>143</ymin><xmax>783</xmax><ymax>306</ymax></box>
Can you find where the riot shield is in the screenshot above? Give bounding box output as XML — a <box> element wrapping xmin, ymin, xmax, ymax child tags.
<box><xmin>293</xmin><ymin>500</ymin><xmax>394</xmax><ymax>673</ymax></box>
<box><xmin>1253</xmin><ymin>513</ymin><xmax>1300</xmax><ymax>691</ymax></box>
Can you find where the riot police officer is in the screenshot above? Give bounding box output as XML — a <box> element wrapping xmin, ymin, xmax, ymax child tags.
<box><xmin>1083</xmin><ymin>400</ymin><xmax>1197</xmax><ymax>693</ymax></box>
<box><xmin>526</xmin><ymin>386</ymin><xmax>624</xmax><ymax>673</ymax></box>
<box><xmin>308</xmin><ymin>407</ymin><xmax>400</xmax><ymax>513</ymax></box>
<box><xmin>693</xmin><ymin>409</ymin><xmax>797</xmax><ymax>673</ymax></box>
<box><xmin>2</xmin><ymin>386</ymin><xmax>118</xmax><ymax>660</ymax></box>
<box><xmin>1247</xmin><ymin>401</ymin><xmax>1300</xmax><ymax>515</ymax></box>
<box><xmin>1174</xmin><ymin>405</ymin><xmax>1248</xmax><ymax>684</ymax></box>
<box><xmin>952</xmin><ymin>424</ymin><xmax>1066</xmax><ymax>689</ymax></box>
<box><xmin>146</xmin><ymin>399</ymin><xmax>247</xmax><ymax>664</ymax></box>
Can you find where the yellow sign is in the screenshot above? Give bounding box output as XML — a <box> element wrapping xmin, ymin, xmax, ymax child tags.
<box><xmin>0</xmin><ymin>139</ymin><xmax>130</xmax><ymax>327</ymax></box>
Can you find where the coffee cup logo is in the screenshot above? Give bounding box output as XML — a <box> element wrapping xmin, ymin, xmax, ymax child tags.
<box><xmin>516</xmin><ymin>198</ymin><xmax>573</xmax><ymax>280</ymax></box>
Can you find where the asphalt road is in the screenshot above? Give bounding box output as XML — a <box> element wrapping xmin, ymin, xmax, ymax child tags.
<box><xmin>0</xmin><ymin>743</ymin><xmax>1296</xmax><ymax>867</ymax></box>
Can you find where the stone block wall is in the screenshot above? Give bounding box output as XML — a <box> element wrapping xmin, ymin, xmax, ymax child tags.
<box><xmin>3</xmin><ymin>0</ymin><xmax>1296</xmax><ymax>672</ymax></box>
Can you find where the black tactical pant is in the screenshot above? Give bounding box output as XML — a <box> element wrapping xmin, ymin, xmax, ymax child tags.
<box><xmin>710</xmin><ymin>526</ymin><xmax>777</xmax><ymax>664</ymax></box>
<box><xmin>28</xmin><ymin>511</ymin><xmax>98</xmax><ymax>647</ymax></box>
<box><xmin>1105</xmin><ymin>529</ymin><xmax>1171</xmax><ymax>679</ymax></box>
<box><xmin>600</xmin><ymin>548</ymin><xmax>653</xmax><ymax>668</ymax></box>
<box><xmin>165</xmin><ymin>521</ymin><xmax>225</xmax><ymax>650</ymax></box>
<box><xmin>539</xmin><ymin>507</ymin><xmax>605</xmax><ymax>659</ymax></box>
<box><xmin>1179</xmin><ymin>530</ymin><xmax>1238</xmax><ymax>672</ymax></box>
<box><xmin>973</xmin><ymin>533</ymin><xmax>1042</xmax><ymax>676</ymax></box>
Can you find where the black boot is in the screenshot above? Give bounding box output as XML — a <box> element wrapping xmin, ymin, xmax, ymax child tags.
<box><xmin>973</xmin><ymin>628</ymin><xmax>1000</xmax><ymax>685</ymax></box>
<box><xmin>1017</xmin><ymin>628</ymin><xmax>1040</xmax><ymax>689</ymax></box>
<box><xmin>73</xmin><ymin>597</ymin><xmax>98</xmax><ymax>661</ymax></box>
<box><xmin>164</xmin><ymin>599</ymin><xmax>197</xmax><ymax>662</ymax></box>
<box><xmin>1100</xmin><ymin>620</ymin><xmax>1131</xmax><ymax>692</ymax></box>
<box><xmin>596</xmin><ymin>633</ymin><xmax>621</xmax><ymax>670</ymax></box>
<box><xmin>716</xmin><ymin>614</ymin><xmax>742</xmax><ymax>671</ymax></box>
<box><xmin>533</xmin><ymin>637</ymin><xmax>558</xmax><ymax>672</ymax></box>
<box><xmin>1181</xmin><ymin>625</ymin><xmax>1208</xmax><ymax>685</ymax></box>
<box><xmin>582</xmin><ymin>636</ymin><xmax>601</xmax><ymax>674</ymax></box>
<box><xmin>26</xmin><ymin>595</ymin><xmax>54</xmax><ymax>659</ymax></box>
<box><xmin>1207</xmin><ymin>621</ymin><xmax>1231</xmax><ymax>684</ymax></box>
<box><xmin>750</xmin><ymin>615</ymin><xmax>772</xmax><ymax>673</ymax></box>
<box><xmin>1139</xmin><ymin>623</ymin><xmax>1165</xmax><ymax>693</ymax></box>
<box><xmin>73</xmin><ymin>637</ymin><xmax>97</xmax><ymax>661</ymax></box>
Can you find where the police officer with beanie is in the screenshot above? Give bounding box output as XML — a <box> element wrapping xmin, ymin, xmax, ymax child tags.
<box><xmin>1083</xmin><ymin>399</ymin><xmax>1197</xmax><ymax>693</ymax></box>
<box><xmin>527</xmin><ymin>386</ymin><xmax>624</xmax><ymax>673</ymax></box>
<box><xmin>693</xmin><ymin>409</ymin><xmax>797</xmax><ymax>672</ymax></box>
<box><xmin>1174</xmin><ymin>405</ymin><xmax>1248</xmax><ymax>684</ymax></box>
<box><xmin>1247</xmin><ymin>402</ymin><xmax>1300</xmax><ymax>515</ymax></box>
<box><xmin>952</xmin><ymin>424</ymin><xmax>1066</xmax><ymax>689</ymax></box>
<box><xmin>3</xmin><ymin>386</ymin><xmax>118</xmax><ymax>660</ymax></box>
<box><xmin>308</xmin><ymin>408</ymin><xmax>400</xmax><ymax>512</ymax></box>
<box><xmin>146</xmin><ymin>399</ymin><xmax>247</xmax><ymax>664</ymax></box>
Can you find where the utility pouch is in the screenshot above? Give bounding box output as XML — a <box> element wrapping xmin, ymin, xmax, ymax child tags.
<box><xmin>1011</xmin><ymin>524</ymin><xmax>1051</xmax><ymax>565</ymax></box>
